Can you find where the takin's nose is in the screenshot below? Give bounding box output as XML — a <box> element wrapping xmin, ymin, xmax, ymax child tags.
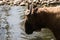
<box><xmin>25</xmin><ymin>24</ymin><xmax>33</xmax><ymax>34</ymax></box>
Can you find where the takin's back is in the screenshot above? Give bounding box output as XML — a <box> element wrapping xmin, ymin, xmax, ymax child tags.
<box><xmin>34</xmin><ymin>6</ymin><xmax>60</xmax><ymax>40</ymax></box>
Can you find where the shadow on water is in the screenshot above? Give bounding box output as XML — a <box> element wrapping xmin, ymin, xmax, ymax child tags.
<box><xmin>0</xmin><ymin>5</ymin><xmax>56</xmax><ymax>40</ymax></box>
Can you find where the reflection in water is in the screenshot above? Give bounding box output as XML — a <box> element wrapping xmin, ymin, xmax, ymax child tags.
<box><xmin>0</xmin><ymin>5</ymin><xmax>56</xmax><ymax>40</ymax></box>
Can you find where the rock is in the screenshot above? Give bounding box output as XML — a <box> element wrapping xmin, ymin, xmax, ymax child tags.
<box><xmin>20</xmin><ymin>1</ymin><xmax>26</xmax><ymax>6</ymax></box>
<box><xmin>0</xmin><ymin>1</ymin><xmax>3</xmax><ymax>4</ymax></box>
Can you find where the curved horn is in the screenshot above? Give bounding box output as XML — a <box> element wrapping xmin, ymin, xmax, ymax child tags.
<box><xmin>28</xmin><ymin>0</ymin><xmax>33</xmax><ymax>15</ymax></box>
<box><xmin>30</xmin><ymin>4</ymin><xmax>33</xmax><ymax>14</ymax></box>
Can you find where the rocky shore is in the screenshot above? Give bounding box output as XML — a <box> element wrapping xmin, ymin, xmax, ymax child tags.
<box><xmin>0</xmin><ymin>0</ymin><xmax>60</xmax><ymax>6</ymax></box>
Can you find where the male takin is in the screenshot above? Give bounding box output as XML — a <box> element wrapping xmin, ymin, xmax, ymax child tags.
<box><xmin>25</xmin><ymin>6</ymin><xmax>60</xmax><ymax>40</ymax></box>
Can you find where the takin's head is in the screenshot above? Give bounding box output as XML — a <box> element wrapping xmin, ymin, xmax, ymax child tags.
<box><xmin>25</xmin><ymin>8</ymin><xmax>47</xmax><ymax>34</ymax></box>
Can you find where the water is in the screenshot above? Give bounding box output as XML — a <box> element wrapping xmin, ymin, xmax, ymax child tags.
<box><xmin>0</xmin><ymin>5</ymin><xmax>26</xmax><ymax>40</ymax></box>
<box><xmin>0</xmin><ymin>5</ymin><xmax>56</xmax><ymax>40</ymax></box>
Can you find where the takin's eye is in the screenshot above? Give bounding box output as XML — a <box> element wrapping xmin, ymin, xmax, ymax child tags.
<box><xmin>25</xmin><ymin>20</ymin><xmax>33</xmax><ymax>34</ymax></box>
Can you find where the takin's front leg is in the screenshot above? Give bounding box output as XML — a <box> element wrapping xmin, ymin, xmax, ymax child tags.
<box><xmin>52</xmin><ymin>29</ymin><xmax>60</xmax><ymax>40</ymax></box>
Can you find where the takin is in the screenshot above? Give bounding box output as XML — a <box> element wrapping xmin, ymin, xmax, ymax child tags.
<box><xmin>25</xmin><ymin>6</ymin><xmax>60</xmax><ymax>40</ymax></box>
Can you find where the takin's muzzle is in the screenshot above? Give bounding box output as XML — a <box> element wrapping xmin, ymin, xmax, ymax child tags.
<box><xmin>25</xmin><ymin>20</ymin><xmax>33</xmax><ymax>34</ymax></box>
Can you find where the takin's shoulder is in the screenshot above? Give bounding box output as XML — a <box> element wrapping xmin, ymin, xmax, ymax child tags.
<box><xmin>37</xmin><ymin>6</ymin><xmax>60</xmax><ymax>14</ymax></box>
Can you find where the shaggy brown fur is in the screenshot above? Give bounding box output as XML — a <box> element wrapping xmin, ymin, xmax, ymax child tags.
<box><xmin>25</xmin><ymin>6</ymin><xmax>60</xmax><ymax>40</ymax></box>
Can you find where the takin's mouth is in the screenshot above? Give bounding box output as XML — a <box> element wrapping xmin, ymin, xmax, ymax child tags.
<box><xmin>25</xmin><ymin>30</ymin><xmax>33</xmax><ymax>34</ymax></box>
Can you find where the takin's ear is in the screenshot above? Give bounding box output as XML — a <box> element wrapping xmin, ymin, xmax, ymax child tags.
<box><xmin>25</xmin><ymin>20</ymin><xmax>33</xmax><ymax>34</ymax></box>
<box><xmin>33</xmin><ymin>7</ymin><xmax>38</xmax><ymax>14</ymax></box>
<box><xmin>25</xmin><ymin>9</ymin><xmax>30</xmax><ymax>16</ymax></box>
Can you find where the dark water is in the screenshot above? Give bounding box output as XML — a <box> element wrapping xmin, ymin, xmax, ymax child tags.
<box><xmin>0</xmin><ymin>5</ymin><xmax>56</xmax><ymax>40</ymax></box>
